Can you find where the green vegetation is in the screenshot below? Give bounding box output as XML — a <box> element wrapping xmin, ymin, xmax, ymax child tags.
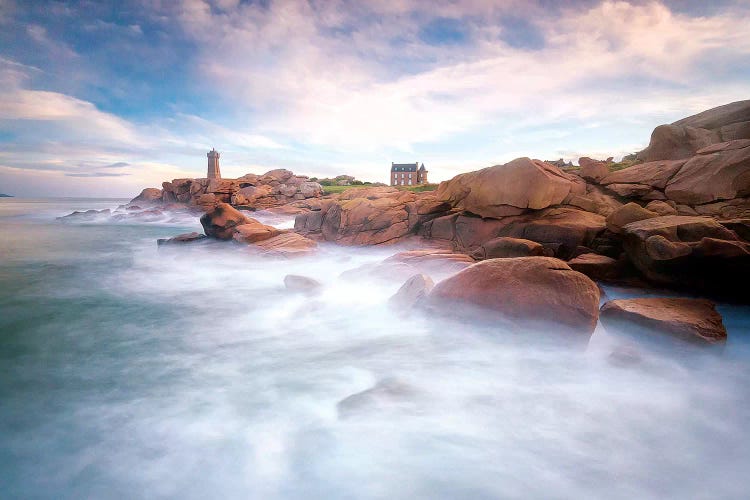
<box><xmin>322</xmin><ymin>185</ymin><xmax>370</xmax><ymax>194</ymax></box>
<box><xmin>607</xmin><ymin>158</ymin><xmax>641</xmax><ymax>172</ymax></box>
<box><xmin>396</xmin><ymin>183</ymin><xmax>438</xmax><ymax>192</ymax></box>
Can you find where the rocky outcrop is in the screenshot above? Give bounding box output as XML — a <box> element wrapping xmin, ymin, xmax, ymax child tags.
<box><xmin>129</xmin><ymin>169</ymin><xmax>323</xmax><ymax>211</ymax></box>
<box><xmin>621</xmin><ymin>215</ymin><xmax>749</xmax><ymax>292</ymax></box>
<box><xmin>294</xmin><ymin>187</ymin><xmax>450</xmax><ymax>245</ymax></box>
<box><xmin>600</xmin><ymin>298</ymin><xmax>727</xmax><ymax>346</ymax></box>
<box><xmin>435</xmin><ymin>157</ymin><xmax>579</xmax><ymax>218</ymax></box>
<box><xmin>637</xmin><ymin>100</ymin><xmax>750</xmax><ymax>161</ymax></box>
<box><xmin>428</xmin><ymin>257</ymin><xmax>600</xmax><ymax>335</ymax></box>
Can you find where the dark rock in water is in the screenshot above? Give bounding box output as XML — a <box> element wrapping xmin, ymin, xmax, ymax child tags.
<box><xmin>388</xmin><ymin>274</ymin><xmax>434</xmax><ymax>313</ymax></box>
<box><xmin>600</xmin><ymin>297</ymin><xmax>727</xmax><ymax>346</ymax></box>
<box><xmin>157</xmin><ymin>232</ymin><xmax>207</xmax><ymax>246</ymax></box>
<box><xmin>428</xmin><ymin>257</ymin><xmax>600</xmax><ymax>336</ymax></box>
<box><xmin>284</xmin><ymin>274</ymin><xmax>322</xmax><ymax>293</ymax></box>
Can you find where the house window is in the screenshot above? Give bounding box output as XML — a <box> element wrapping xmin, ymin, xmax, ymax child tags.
<box><xmin>408</xmin><ymin>179</ymin><xmax>412</xmax><ymax>185</ymax></box>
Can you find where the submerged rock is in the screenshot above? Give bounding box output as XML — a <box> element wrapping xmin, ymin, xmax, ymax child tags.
<box><xmin>388</xmin><ymin>274</ymin><xmax>434</xmax><ymax>313</ymax></box>
<box><xmin>284</xmin><ymin>274</ymin><xmax>322</xmax><ymax>293</ymax></box>
<box><xmin>337</xmin><ymin>378</ymin><xmax>420</xmax><ymax>418</ymax></box>
<box><xmin>428</xmin><ymin>257</ymin><xmax>600</xmax><ymax>336</ymax></box>
<box><xmin>157</xmin><ymin>232</ymin><xmax>207</xmax><ymax>246</ymax></box>
<box><xmin>600</xmin><ymin>297</ymin><xmax>727</xmax><ymax>346</ymax></box>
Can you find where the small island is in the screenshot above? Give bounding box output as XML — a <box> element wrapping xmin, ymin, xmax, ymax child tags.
<box><xmin>0</xmin><ymin>193</ymin><xmax>13</xmax><ymax>197</ymax></box>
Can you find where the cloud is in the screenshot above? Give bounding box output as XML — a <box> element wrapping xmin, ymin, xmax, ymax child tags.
<box><xmin>1</xmin><ymin>0</ymin><xmax>750</xmax><ymax>196</ymax></box>
<box><xmin>167</xmin><ymin>0</ymin><xmax>750</xmax><ymax>154</ymax></box>
<box><xmin>64</xmin><ymin>172</ymin><xmax>131</xmax><ymax>177</ymax></box>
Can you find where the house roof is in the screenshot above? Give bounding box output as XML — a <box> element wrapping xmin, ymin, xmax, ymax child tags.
<box><xmin>391</xmin><ymin>162</ymin><xmax>423</xmax><ymax>172</ymax></box>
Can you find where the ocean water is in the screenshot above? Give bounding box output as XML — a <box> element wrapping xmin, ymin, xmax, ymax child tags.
<box><xmin>1</xmin><ymin>198</ymin><xmax>749</xmax><ymax>499</ymax></box>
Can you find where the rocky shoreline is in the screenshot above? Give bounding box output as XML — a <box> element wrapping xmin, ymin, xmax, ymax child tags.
<box><xmin>62</xmin><ymin>100</ymin><xmax>750</xmax><ymax>347</ymax></box>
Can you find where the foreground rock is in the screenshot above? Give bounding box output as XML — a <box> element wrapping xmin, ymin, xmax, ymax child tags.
<box><xmin>435</xmin><ymin>157</ymin><xmax>580</xmax><ymax>218</ymax></box>
<box><xmin>200</xmin><ymin>203</ymin><xmax>254</xmax><ymax>240</ymax></box>
<box><xmin>600</xmin><ymin>298</ymin><xmax>727</xmax><ymax>346</ymax></box>
<box><xmin>428</xmin><ymin>257</ymin><xmax>600</xmax><ymax>336</ymax></box>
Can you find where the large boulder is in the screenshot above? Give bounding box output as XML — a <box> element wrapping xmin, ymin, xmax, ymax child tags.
<box><xmin>435</xmin><ymin>157</ymin><xmax>575</xmax><ymax>218</ymax></box>
<box><xmin>621</xmin><ymin>215</ymin><xmax>750</xmax><ymax>294</ymax></box>
<box><xmin>428</xmin><ymin>257</ymin><xmax>600</xmax><ymax>336</ymax></box>
<box><xmin>313</xmin><ymin>188</ymin><xmax>448</xmax><ymax>245</ymax></box>
<box><xmin>600</xmin><ymin>298</ymin><xmax>727</xmax><ymax>346</ymax></box>
<box><xmin>199</xmin><ymin>203</ymin><xmax>253</xmax><ymax>240</ymax></box>
<box><xmin>664</xmin><ymin>140</ymin><xmax>750</xmax><ymax>205</ymax></box>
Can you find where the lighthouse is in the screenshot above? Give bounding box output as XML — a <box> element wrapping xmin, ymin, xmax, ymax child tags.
<box><xmin>207</xmin><ymin>148</ymin><xmax>221</xmax><ymax>179</ymax></box>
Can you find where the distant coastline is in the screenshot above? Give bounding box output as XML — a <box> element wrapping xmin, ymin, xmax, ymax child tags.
<box><xmin>0</xmin><ymin>193</ymin><xmax>13</xmax><ymax>197</ymax></box>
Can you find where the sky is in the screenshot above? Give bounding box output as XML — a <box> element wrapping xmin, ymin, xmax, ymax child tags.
<box><xmin>0</xmin><ymin>0</ymin><xmax>749</xmax><ymax>198</ymax></box>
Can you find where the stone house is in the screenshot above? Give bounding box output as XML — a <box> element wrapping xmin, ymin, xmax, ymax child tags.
<box><xmin>391</xmin><ymin>162</ymin><xmax>428</xmax><ymax>186</ymax></box>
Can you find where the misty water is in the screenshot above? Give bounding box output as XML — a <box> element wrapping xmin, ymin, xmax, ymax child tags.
<box><xmin>1</xmin><ymin>198</ymin><xmax>749</xmax><ymax>499</ymax></box>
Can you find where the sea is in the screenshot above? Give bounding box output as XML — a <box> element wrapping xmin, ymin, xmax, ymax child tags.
<box><xmin>1</xmin><ymin>197</ymin><xmax>749</xmax><ymax>499</ymax></box>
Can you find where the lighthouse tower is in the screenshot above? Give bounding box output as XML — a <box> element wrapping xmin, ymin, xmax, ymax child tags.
<box><xmin>207</xmin><ymin>148</ymin><xmax>221</xmax><ymax>179</ymax></box>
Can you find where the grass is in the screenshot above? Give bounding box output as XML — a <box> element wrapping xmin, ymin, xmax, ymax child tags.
<box><xmin>321</xmin><ymin>185</ymin><xmax>370</xmax><ymax>194</ymax></box>
<box><xmin>322</xmin><ymin>183</ymin><xmax>438</xmax><ymax>194</ymax></box>
<box><xmin>396</xmin><ymin>183</ymin><xmax>438</xmax><ymax>192</ymax></box>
